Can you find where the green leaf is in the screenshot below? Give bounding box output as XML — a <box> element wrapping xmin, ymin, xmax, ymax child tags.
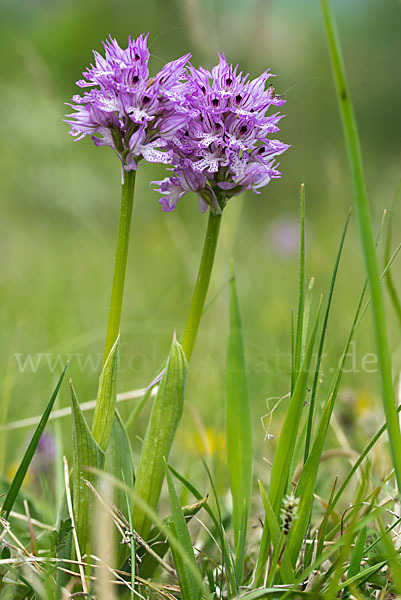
<box><xmin>168</xmin><ymin>462</ymin><xmax>237</xmax><ymax>596</ymax></box>
<box><xmin>138</xmin><ymin>496</ymin><xmax>208</xmax><ymax>580</ymax></box>
<box><xmin>92</xmin><ymin>335</ymin><xmax>119</xmax><ymax>452</ymax></box>
<box><xmin>269</xmin><ymin>300</ymin><xmax>321</xmax><ymax>514</ymax></box>
<box><xmin>132</xmin><ymin>333</ymin><xmax>187</xmax><ymax>539</ymax></box>
<box><xmin>51</xmin><ymin>518</ymin><xmax>73</xmax><ymax>556</ymax></box>
<box><xmin>254</xmin><ymin>300</ymin><xmax>321</xmax><ymax>586</ymax></box>
<box><xmin>226</xmin><ymin>263</ymin><xmax>252</xmax><ymax>579</ymax></box>
<box><xmin>293</xmin><ymin>183</ymin><xmax>305</xmax><ymax>389</ymax></box>
<box><xmin>165</xmin><ymin>460</ymin><xmax>202</xmax><ymax>600</ymax></box>
<box><xmin>1</xmin><ymin>365</ymin><xmax>67</xmax><ymax>520</ymax></box>
<box><xmin>258</xmin><ymin>481</ymin><xmax>295</xmax><ymax>585</ymax></box>
<box><xmin>304</xmin><ymin>210</ymin><xmax>350</xmax><ymax>461</ymax></box>
<box><xmin>70</xmin><ymin>379</ymin><xmax>105</xmax><ymax>557</ymax></box>
<box><xmin>321</xmin><ymin>0</ymin><xmax>401</xmax><ymax>494</ymax></box>
<box><xmin>384</xmin><ymin>180</ymin><xmax>401</xmax><ymax>327</ymax></box>
<box><xmin>91</xmin><ymin>467</ymin><xmax>207</xmax><ymax>598</ymax></box>
<box><xmin>105</xmin><ymin>411</ymin><xmax>134</xmax><ymax>517</ymax></box>
<box><xmin>287</xmin><ymin>394</ymin><xmax>335</xmax><ymax>564</ymax></box>
<box><xmin>347</xmin><ymin>525</ymin><xmax>367</xmax><ymax>583</ymax></box>
<box><xmin>105</xmin><ymin>410</ymin><xmax>134</xmax><ymax>566</ymax></box>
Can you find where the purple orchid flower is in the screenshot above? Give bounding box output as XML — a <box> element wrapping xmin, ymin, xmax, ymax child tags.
<box><xmin>152</xmin><ymin>52</ymin><xmax>289</xmax><ymax>214</ymax></box>
<box><xmin>65</xmin><ymin>34</ymin><xmax>191</xmax><ymax>173</ymax></box>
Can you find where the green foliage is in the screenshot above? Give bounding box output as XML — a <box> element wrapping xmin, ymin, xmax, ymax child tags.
<box><xmin>165</xmin><ymin>461</ymin><xmax>203</xmax><ymax>600</ymax></box>
<box><xmin>105</xmin><ymin>410</ymin><xmax>134</xmax><ymax>520</ymax></box>
<box><xmin>138</xmin><ymin>496</ymin><xmax>208</xmax><ymax>580</ymax></box>
<box><xmin>2</xmin><ymin>2</ymin><xmax>401</xmax><ymax>598</ymax></box>
<box><xmin>92</xmin><ymin>336</ymin><xmax>120</xmax><ymax>452</ymax></box>
<box><xmin>321</xmin><ymin>0</ymin><xmax>401</xmax><ymax>493</ymax></box>
<box><xmin>384</xmin><ymin>181</ymin><xmax>401</xmax><ymax>327</ymax></box>
<box><xmin>70</xmin><ymin>379</ymin><xmax>105</xmax><ymax>557</ymax></box>
<box><xmin>132</xmin><ymin>334</ymin><xmax>187</xmax><ymax>539</ymax></box>
<box><xmin>1</xmin><ymin>365</ymin><xmax>67</xmax><ymax>520</ymax></box>
<box><xmin>226</xmin><ymin>263</ymin><xmax>253</xmax><ymax>579</ymax></box>
<box><xmin>254</xmin><ymin>299</ymin><xmax>321</xmax><ymax>586</ymax></box>
<box><xmin>50</xmin><ymin>517</ymin><xmax>73</xmax><ymax>556</ymax></box>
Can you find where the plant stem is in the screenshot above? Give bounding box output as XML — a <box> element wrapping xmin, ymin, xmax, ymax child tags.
<box><xmin>320</xmin><ymin>0</ymin><xmax>401</xmax><ymax>493</ymax></box>
<box><xmin>103</xmin><ymin>169</ymin><xmax>136</xmax><ymax>364</ymax></box>
<box><xmin>181</xmin><ymin>209</ymin><xmax>222</xmax><ymax>361</ymax></box>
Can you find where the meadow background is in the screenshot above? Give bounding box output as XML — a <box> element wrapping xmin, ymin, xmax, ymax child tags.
<box><xmin>1</xmin><ymin>0</ymin><xmax>400</xmax><ymax>508</ymax></box>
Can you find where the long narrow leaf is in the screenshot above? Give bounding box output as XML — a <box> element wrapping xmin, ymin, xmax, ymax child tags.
<box><xmin>254</xmin><ymin>300</ymin><xmax>321</xmax><ymax>586</ymax></box>
<box><xmin>293</xmin><ymin>183</ymin><xmax>306</xmax><ymax>387</ymax></box>
<box><xmin>269</xmin><ymin>299</ymin><xmax>321</xmax><ymax>514</ymax></box>
<box><xmin>105</xmin><ymin>410</ymin><xmax>134</xmax><ymax>566</ymax></box>
<box><xmin>320</xmin><ymin>0</ymin><xmax>401</xmax><ymax>492</ymax></box>
<box><xmin>105</xmin><ymin>410</ymin><xmax>134</xmax><ymax>520</ymax></box>
<box><xmin>1</xmin><ymin>365</ymin><xmax>67</xmax><ymax>519</ymax></box>
<box><xmin>92</xmin><ymin>335</ymin><xmax>119</xmax><ymax>452</ymax></box>
<box><xmin>384</xmin><ymin>180</ymin><xmax>401</xmax><ymax>326</ymax></box>
<box><xmin>70</xmin><ymin>379</ymin><xmax>105</xmax><ymax>557</ymax></box>
<box><xmin>287</xmin><ymin>394</ymin><xmax>335</xmax><ymax>565</ymax></box>
<box><xmin>165</xmin><ymin>462</ymin><xmax>203</xmax><ymax>600</ymax></box>
<box><xmin>304</xmin><ymin>210</ymin><xmax>350</xmax><ymax>461</ymax></box>
<box><xmin>138</xmin><ymin>496</ymin><xmax>208</xmax><ymax>580</ymax></box>
<box><xmin>132</xmin><ymin>333</ymin><xmax>187</xmax><ymax>539</ymax></box>
<box><xmin>258</xmin><ymin>481</ymin><xmax>295</xmax><ymax>585</ymax></box>
<box><xmin>168</xmin><ymin>462</ymin><xmax>237</xmax><ymax>596</ymax></box>
<box><xmin>226</xmin><ymin>264</ymin><xmax>252</xmax><ymax>579</ymax></box>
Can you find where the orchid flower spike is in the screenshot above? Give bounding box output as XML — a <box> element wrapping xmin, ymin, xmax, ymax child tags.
<box><xmin>153</xmin><ymin>52</ymin><xmax>289</xmax><ymax>214</ymax></box>
<box><xmin>65</xmin><ymin>34</ymin><xmax>191</xmax><ymax>173</ymax></box>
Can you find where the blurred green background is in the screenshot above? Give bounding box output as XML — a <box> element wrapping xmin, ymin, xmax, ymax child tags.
<box><xmin>1</xmin><ymin>0</ymin><xmax>400</xmax><ymax>490</ymax></box>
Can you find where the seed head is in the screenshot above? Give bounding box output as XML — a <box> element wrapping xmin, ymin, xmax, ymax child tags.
<box><xmin>281</xmin><ymin>494</ymin><xmax>299</xmax><ymax>535</ymax></box>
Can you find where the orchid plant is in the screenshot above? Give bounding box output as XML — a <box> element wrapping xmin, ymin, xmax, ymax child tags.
<box><xmin>3</xmin><ymin>3</ymin><xmax>399</xmax><ymax>597</ymax></box>
<box><xmin>65</xmin><ymin>33</ymin><xmax>288</xmax><ymax>557</ymax></box>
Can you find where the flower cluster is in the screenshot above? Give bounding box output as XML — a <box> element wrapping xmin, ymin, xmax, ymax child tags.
<box><xmin>153</xmin><ymin>52</ymin><xmax>289</xmax><ymax>213</ymax></box>
<box><xmin>65</xmin><ymin>35</ymin><xmax>191</xmax><ymax>172</ymax></box>
<box><xmin>65</xmin><ymin>37</ymin><xmax>289</xmax><ymax>211</ymax></box>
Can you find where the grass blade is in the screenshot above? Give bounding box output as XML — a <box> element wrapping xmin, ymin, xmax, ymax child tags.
<box><xmin>304</xmin><ymin>210</ymin><xmax>350</xmax><ymax>461</ymax></box>
<box><xmin>384</xmin><ymin>181</ymin><xmax>401</xmax><ymax>326</ymax></box>
<box><xmin>1</xmin><ymin>365</ymin><xmax>67</xmax><ymax>519</ymax></box>
<box><xmin>164</xmin><ymin>460</ymin><xmax>202</xmax><ymax>600</ymax></box>
<box><xmin>254</xmin><ymin>300</ymin><xmax>321</xmax><ymax>585</ymax></box>
<box><xmin>168</xmin><ymin>462</ymin><xmax>237</xmax><ymax>596</ymax></box>
<box><xmin>319</xmin><ymin>240</ymin><xmax>401</xmax><ymax>523</ymax></box>
<box><xmin>293</xmin><ymin>183</ymin><xmax>306</xmax><ymax>387</ymax></box>
<box><xmin>320</xmin><ymin>0</ymin><xmax>401</xmax><ymax>492</ymax></box>
<box><xmin>138</xmin><ymin>496</ymin><xmax>207</xmax><ymax>580</ymax></box>
<box><xmin>346</xmin><ymin>525</ymin><xmax>367</xmax><ymax>590</ymax></box>
<box><xmin>226</xmin><ymin>263</ymin><xmax>253</xmax><ymax>579</ymax></box>
<box><xmin>269</xmin><ymin>299</ymin><xmax>321</xmax><ymax>514</ymax></box>
<box><xmin>257</xmin><ymin>481</ymin><xmax>295</xmax><ymax>585</ymax></box>
<box><xmin>287</xmin><ymin>393</ymin><xmax>335</xmax><ymax>565</ymax></box>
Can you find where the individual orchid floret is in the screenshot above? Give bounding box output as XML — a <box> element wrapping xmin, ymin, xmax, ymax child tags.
<box><xmin>152</xmin><ymin>52</ymin><xmax>289</xmax><ymax>213</ymax></box>
<box><xmin>65</xmin><ymin>34</ymin><xmax>191</xmax><ymax>172</ymax></box>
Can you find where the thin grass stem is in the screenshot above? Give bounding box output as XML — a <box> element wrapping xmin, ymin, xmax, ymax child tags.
<box><xmin>320</xmin><ymin>0</ymin><xmax>401</xmax><ymax>492</ymax></box>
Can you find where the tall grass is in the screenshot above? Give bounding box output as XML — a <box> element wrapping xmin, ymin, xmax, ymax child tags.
<box><xmin>1</xmin><ymin>2</ymin><xmax>401</xmax><ymax>599</ymax></box>
<box><xmin>320</xmin><ymin>0</ymin><xmax>401</xmax><ymax>493</ymax></box>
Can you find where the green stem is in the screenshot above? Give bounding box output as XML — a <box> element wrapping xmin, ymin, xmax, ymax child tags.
<box><xmin>320</xmin><ymin>0</ymin><xmax>401</xmax><ymax>493</ymax></box>
<box><xmin>103</xmin><ymin>169</ymin><xmax>136</xmax><ymax>364</ymax></box>
<box><xmin>181</xmin><ymin>209</ymin><xmax>222</xmax><ymax>361</ymax></box>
